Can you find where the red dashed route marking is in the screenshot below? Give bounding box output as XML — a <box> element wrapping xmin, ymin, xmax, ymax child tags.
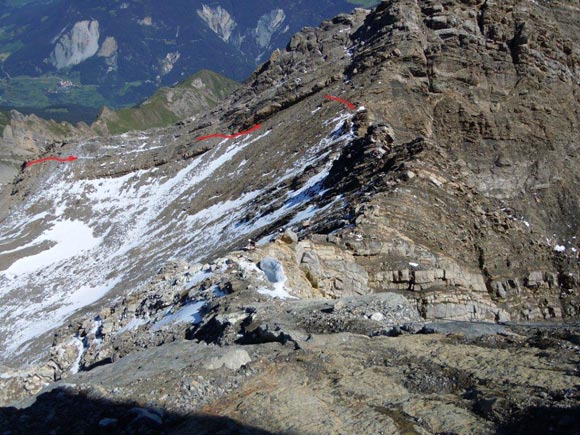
<box><xmin>196</xmin><ymin>123</ymin><xmax>262</xmax><ymax>142</ymax></box>
<box><xmin>25</xmin><ymin>97</ymin><xmax>355</xmax><ymax>168</ymax></box>
<box><xmin>324</xmin><ymin>94</ymin><xmax>356</xmax><ymax>110</ymax></box>
<box><xmin>25</xmin><ymin>155</ymin><xmax>78</xmax><ymax>168</ymax></box>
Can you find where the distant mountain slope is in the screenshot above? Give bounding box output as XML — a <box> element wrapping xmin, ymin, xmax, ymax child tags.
<box><xmin>0</xmin><ymin>0</ymin><xmax>379</xmax><ymax>117</ymax></box>
<box><xmin>93</xmin><ymin>69</ymin><xmax>239</xmax><ymax>135</ymax></box>
<box><xmin>0</xmin><ymin>69</ymin><xmax>238</xmax><ymax>186</ymax></box>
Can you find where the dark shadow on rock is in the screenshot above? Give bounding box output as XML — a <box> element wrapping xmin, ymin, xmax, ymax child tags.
<box><xmin>498</xmin><ymin>404</ymin><xmax>580</xmax><ymax>435</ymax></box>
<box><xmin>0</xmin><ymin>387</ymin><xmax>278</xmax><ymax>435</ymax></box>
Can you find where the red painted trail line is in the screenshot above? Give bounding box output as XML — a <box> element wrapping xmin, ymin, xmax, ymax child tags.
<box><xmin>196</xmin><ymin>124</ymin><xmax>262</xmax><ymax>142</ymax></box>
<box><xmin>324</xmin><ymin>95</ymin><xmax>356</xmax><ymax>110</ymax></box>
<box><xmin>25</xmin><ymin>155</ymin><xmax>78</xmax><ymax>168</ymax></box>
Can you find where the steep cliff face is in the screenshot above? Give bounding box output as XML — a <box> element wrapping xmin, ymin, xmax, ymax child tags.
<box><xmin>332</xmin><ymin>0</ymin><xmax>580</xmax><ymax>321</ymax></box>
<box><xmin>197</xmin><ymin>5</ymin><xmax>237</xmax><ymax>42</ymax></box>
<box><xmin>196</xmin><ymin>5</ymin><xmax>290</xmax><ymax>61</ymax></box>
<box><xmin>255</xmin><ymin>9</ymin><xmax>287</xmax><ymax>49</ymax></box>
<box><xmin>49</xmin><ymin>20</ymin><xmax>101</xmax><ymax>69</ymax></box>
<box><xmin>0</xmin><ymin>1</ymin><xmax>580</xmax><ymax>429</ymax></box>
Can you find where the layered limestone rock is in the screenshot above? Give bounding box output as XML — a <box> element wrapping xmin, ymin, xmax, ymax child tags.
<box><xmin>2</xmin><ymin>281</ymin><xmax>579</xmax><ymax>433</ymax></box>
<box><xmin>2</xmin><ymin>0</ymin><xmax>579</xmax><ymax>368</ymax></box>
<box><xmin>0</xmin><ymin>250</ymin><xmax>421</xmax><ymax>404</ymax></box>
<box><xmin>49</xmin><ymin>20</ymin><xmax>101</xmax><ymax>69</ymax></box>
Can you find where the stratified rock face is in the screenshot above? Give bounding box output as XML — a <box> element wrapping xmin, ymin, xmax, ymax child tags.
<box><xmin>327</xmin><ymin>0</ymin><xmax>580</xmax><ymax>322</ymax></box>
<box><xmin>49</xmin><ymin>20</ymin><xmax>100</xmax><ymax>69</ymax></box>
<box><xmin>197</xmin><ymin>4</ymin><xmax>237</xmax><ymax>42</ymax></box>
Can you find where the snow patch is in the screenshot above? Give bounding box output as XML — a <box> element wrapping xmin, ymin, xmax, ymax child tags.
<box><xmin>69</xmin><ymin>336</ymin><xmax>85</xmax><ymax>374</ymax></box>
<box><xmin>2</xmin><ymin>277</ymin><xmax>121</xmax><ymax>356</ymax></box>
<box><xmin>211</xmin><ymin>284</ymin><xmax>227</xmax><ymax>298</ymax></box>
<box><xmin>257</xmin><ymin>257</ymin><xmax>297</xmax><ymax>300</ymax></box>
<box><xmin>185</xmin><ymin>269</ymin><xmax>213</xmax><ymax>289</ymax></box>
<box><xmin>2</xmin><ymin>220</ymin><xmax>101</xmax><ymax>277</ymax></box>
<box><xmin>287</xmin><ymin>195</ymin><xmax>343</xmax><ymax>226</ymax></box>
<box><xmin>117</xmin><ymin>317</ymin><xmax>148</xmax><ymax>334</ymax></box>
<box><xmin>151</xmin><ymin>301</ymin><xmax>205</xmax><ymax>331</ymax></box>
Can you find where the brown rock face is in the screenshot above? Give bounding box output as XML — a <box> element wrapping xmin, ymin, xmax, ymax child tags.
<box><xmin>218</xmin><ymin>0</ymin><xmax>580</xmax><ymax>323</ymax></box>
<box><xmin>0</xmin><ymin>111</ymin><xmax>92</xmax><ymax>188</ymax></box>
<box><xmin>317</xmin><ymin>0</ymin><xmax>580</xmax><ymax>321</ymax></box>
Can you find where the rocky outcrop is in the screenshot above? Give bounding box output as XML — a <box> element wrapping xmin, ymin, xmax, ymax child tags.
<box><xmin>2</xmin><ymin>298</ymin><xmax>579</xmax><ymax>433</ymax></box>
<box><xmin>97</xmin><ymin>36</ymin><xmax>118</xmax><ymax>71</ymax></box>
<box><xmin>197</xmin><ymin>5</ymin><xmax>237</xmax><ymax>42</ymax></box>
<box><xmin>49</xmin><ymin>20</ymin><xmax>100</xmax><ymax>69</ymax></box>
<box><xmin>255</xmin><ymin>9</ymin><xmax>287</xmax><ymax>48</ymax></box>
<box><xmin>160</xmin><ymin>51</ymin><xmax>181</xmax><ymax>75</ymax></box>
<box><xmin>0</xmin><ymin>111</ymin><xmax>92</xmax><ymax>189</ymax></box>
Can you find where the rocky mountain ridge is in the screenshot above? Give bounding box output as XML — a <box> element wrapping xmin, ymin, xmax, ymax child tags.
<box><xmin>0</xmin><ymin>0</ymin><xmax>579</xmax><ymax>432</ymax></box>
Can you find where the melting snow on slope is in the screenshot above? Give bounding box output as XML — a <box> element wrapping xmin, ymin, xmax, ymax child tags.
<box><xmin>0</xmin><ymin>112</ymin><xmax>353</xmax><ymax>361</ymax></box>
<box><xmin>69</xmin><ymin>335</ymin><xmax>85</xmax><ymax>374</ymax></box>
<box><xmin>151</xmin><ymin>301</ymin><xmax>206</xmax><ymax>331</ymax></box>
<box><xmin>0</xmin><ymin>130</ymin><xmax>273</xmax><ymax>359</ymax></box>
<box><xmin>236</xmin><ymin>113</ymin><xmax>353</xmax><ymax>236</ymax></box>
<box><xmin>1</xmin><ymin>276</ymin><xmax>121</xmax><ymax>356</ymax></box>
<box><xmin>117</xmin><ymin>317</ymin><xmax>148</xmax><ymax>334</ymax></box>
<box><xmin>2</xmin><ymin>220</ymin><xmax>101</xmax><ymax>278</ymax></box>
<box><xmin>287</xmin><ymin>195</ymin><xmax>344</xmax><ymax>227</ymax></box>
